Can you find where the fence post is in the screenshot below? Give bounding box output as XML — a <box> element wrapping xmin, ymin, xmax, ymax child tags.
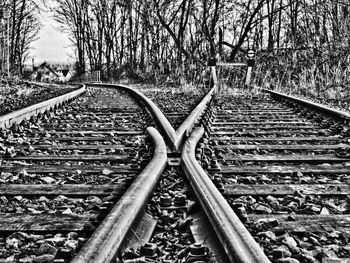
<box><xmin>245</xmin><ymin>49</ymin><xmax>255</xmax><ymax>88</ymax></box>
<box><xmin>208</xmin><ymin>56</ymin><xmax>217</xmax><ymax>88</ymax></box>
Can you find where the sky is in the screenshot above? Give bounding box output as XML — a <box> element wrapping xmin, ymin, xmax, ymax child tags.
<box><xmin>29</xmin><ymin>3</ymin><xmax>75</xmax><ymax>65</ymax></box>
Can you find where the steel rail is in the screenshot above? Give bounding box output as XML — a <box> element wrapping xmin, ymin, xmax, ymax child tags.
<box><xmin>86</xmin><ymin>83</ymin><xmax>177</xmax><ymax>150</ymax></box>
<box><xmin>182</xmin><ymin>127</ymin><xmax>271</xmax><ymax>263</ymax></box>
<box><xmin>175</xmin><ymin>86</ymin><xmax>216</xmax><ymax>151</ymax></box>
<box><xmin>0</xmin><ymin>85</ymin><xmax>86</xmax><ymax>129</ymax></box>
<box><xmin>262</xmin><ymin>88</ymin><xmax>350</xmax><ymax>122</ymax></box>
<box><xmin>71</xmin><ymin>127</ymin><xmax>167</xmax><ymax>263</ymax></box>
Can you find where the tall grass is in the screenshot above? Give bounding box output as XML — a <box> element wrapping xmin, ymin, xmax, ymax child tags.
<box><xmin>253</xmin><ymin>48</ymin><xmax>350</xmax><ymax>112</ymax></box>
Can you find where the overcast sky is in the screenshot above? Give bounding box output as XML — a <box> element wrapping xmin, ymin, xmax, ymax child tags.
<box><xmin>29</xmin><ymin>3</ymin><xmax>75</xmax><ymax>65</ymax></box>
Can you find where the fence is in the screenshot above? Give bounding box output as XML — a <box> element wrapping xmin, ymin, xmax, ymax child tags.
<box><xmin>79</xmin><ymin>70</ymin><xmax>101</xmax><ymax>83</ymax></box>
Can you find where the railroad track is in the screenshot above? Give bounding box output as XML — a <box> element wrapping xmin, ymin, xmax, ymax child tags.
<box><xmin>3</xmin><ymin>81</ymin><xmax>349</xmax><ymax>263</ymax></box>
<box><xmin>195</xmin><ymin>89</ymin><xmax>350</xmax><ymax>263</ymax></box>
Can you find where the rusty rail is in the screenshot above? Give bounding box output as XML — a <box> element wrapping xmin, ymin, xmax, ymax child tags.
<box><xmin>71</xmin><ymin>127</ymin><xmax>167</xmax><ymax>263</ymax></box>
<box><xmin>175</xmin><ymin>86</ymin><xmax>216</xmax><ymax>151</ymax></box>
<box><xmin>263</xmin><ymin>88</ymin><xmax>350</xmax><ymax>123</ymax></box>
<box><xmin>181</xmin><ymin>127</ymin><xmax>271</xmax><ymax>263</ymax></box>
<box><xmin>0</xmin><ymin>85</ymin><xmax>86</xmax><ymax>129</ymax></box>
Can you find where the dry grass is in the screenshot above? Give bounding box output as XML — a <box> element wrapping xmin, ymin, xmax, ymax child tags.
<box><xmin>252</xmin><ymin>48</ymin><xmax>350</xmax><ymax>113</ymax></box>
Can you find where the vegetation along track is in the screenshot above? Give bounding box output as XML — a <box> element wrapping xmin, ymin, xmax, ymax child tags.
<box><xmin>0</xmin><ymin>85</ymin><xmax>159</xmax><ymax>262</ymax></box>
<box><xmin>197</xmin><ymin>88</ymin><xmax>350</xmax><ymax>263</ymax></box>
<box><xmin>4</xmin><ymin>82</ymin><xmax>349</xmax><ymax>263</ymax></box>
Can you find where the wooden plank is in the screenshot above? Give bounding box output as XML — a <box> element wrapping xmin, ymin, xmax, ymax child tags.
<box><xmin>163</xmin><ymin>112</ymin><xmax>187</xmax><ymax>116</ymax></box>
<box><xmin>224</xmin><ymin>184</ymin><xmax>350</xmax><ymax>196</ymax></box>
<box><xmin>0</xmin><ymin>184</ymin><xmax>126</xmax><ymax>196</ymax></box>
<box><xmin>211</xmin><ymin>130</ymin><xmax>323</xmax><ymax>136</ymax></box>
<box><xmin>25</xmin><ymin>136</ymin><xmax>146</xmax><ymax>142</ymax></box>
<box><xmin>215</xmin><ymin>109</ymin><xmax>292</xmax><ymax>113</ymax></box>
<box><xmin>15</xmin><ymin>145</ymin><xmax>135</xmax><ymax>151</ymax></box>
<box><xmin>38</xmin><ymin>131</ymin><xmax>144</xmax><ymax>135</ymax></box>
<box><xmin>3</xmin><ymin>154</ymin><xmax>131</xmax><ymax>162</ymax></box>
<box><xmin>47</xmin><ymin>116</ymin><xmax>140</xmax><ymax>122</ymax></box>
<box><xmin>216</xmin><ymin>113</ymin><xmax>297</xmax><ymax>117</ymax></box>
<box><xmin>41</xmin><ymin>127</ymin><xmax>144</xmax><ymax>132</ymax></box>
<box><xmin>213</xmin><ymin>144</ymin><xmax>349</xmax><ymax>151</ymax></box>
<box><xmin>216</xmin><ymin>109</ymin><xmax>293</xmax><ymax>112</ymax></box>
<box><xmin>210</xmin><ymin>136</ymin><xmax>341</xmax><ymax>142</ymax></box>
<box><xmin>44</xmin><ymin>122</ymin><xmax>117</xmax><ymax>126</ymax></box>
<box><xmin>212</xmin><ymin>121</ymin><xmax>311</xmax><ymax>125</ymax></box>
<box><xmin>222</xmin><ymin>154</ymin><xmax>350</xmax><ymax>163</ymax></box>
<box><xmin>83</xmin><ymin>109</ymin><xmax>141</xmax><ymax>113</ymax></box>
<box><xmin>215</xmin><ymin>164</ymin><xmax>350</xmax><ymax>175</ymax></box>
<box><xmin>215</xmin><ymin>117</ymin><xmax>301</xmax><ymax>122</ymax></box>
<box><xmin>0</xmin><ymin>213</ymin><xmax>95</xmax><ymax>232</ymax></box>
<box><xmin>248</xmin><ymin>214</ymin><xmax>350</xmax><ymax>233</ymax></box>
<box><xmin>211</xmin><ymin>125</ymin><xmax>317</xmax><ymax>131</ymax></box>
<box><xmin>0</xmin><ymin>165</ymin><xmax>137</xmax><ymax>174</ymax></box>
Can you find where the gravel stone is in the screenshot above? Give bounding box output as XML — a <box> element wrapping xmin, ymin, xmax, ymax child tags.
<box><xmin>40</xmin><ymin>177</ymin><xmax>56</xmax><ymax>184</ymax></box>
<box><xmin>37</xmin><ymin>242</ymin><xmax>58</xmax><ymax>256</ymax></box>
<box><xmin>33</xmin><ymin>254</ymin><xmax>55</xmax><ymax>263</ymax></box>
<box><xmin>254</xmin><ymin>203</ymin><xmax>273</xmax><ymax>214</ymax></box>
<box><xmin>283</xmin><ymin>237</ymin><xmax>299</xmax><ymax>253</ymax></box>
<box><xmin>272</xmin><ymin>246</ymin><xmax>292</xmax><ymax>259</ymax></box>
<box><xmin>302</xmin><ymin>255</ymin><xmax>319</xmax><ymax>263</ymax></box>
<box><xmin>257</xmin><ymin>231</ymin><xmax>277</xmax><ymax>241</ymax></box>
<box><xmin>86</xmin><ymin>196</ymin><xmax>102</xmax><ymax>205</ymax></box>
<box><xmin>64</xmin><ymin>239</ymin><xmax>79</xmax><ymax>251</ymax></box>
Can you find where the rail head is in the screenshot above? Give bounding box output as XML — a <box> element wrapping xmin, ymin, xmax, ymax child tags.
<box><xmin>181</xmin><ymin>127</ymin><xmax>271</xmax><ymax>263</ymax></box>
<box><xmin>262</xmin><ymin>88</ymin><xmax>350</xmax><ymax>122</ymax></box>
<box><xmin>0</xmin><ymin>85</ymin><xmax>86</xmax><ymax>129</ymax></box>
<box><xmin>86</xmin><ymin>83</ymin><xmax>177</xmax><ymax>150</ymax></box>
<box><xmin>71</xmin><ymin>127</ymin><xmax>167</xmax><ymax>263</ymax></box>
<box><xmin>175</xmin><ymin>86</ymin><xmax>216</xmax><ymax>151</ymax></box>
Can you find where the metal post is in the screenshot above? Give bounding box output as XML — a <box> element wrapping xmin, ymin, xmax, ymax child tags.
<box><xmin>208</xmin><ymin>56</ymin><xmax>217</xmax><ymax>88</ymax></box>
<box><xmin>1</xmin><ymin>32</ymin><xmax>4</xmax><ymax>75</ymax></box>
<box><xmin>5</xmin><ymin>8</ymin><xmax>9</xmax><ymax>77</ymax></box>
<box><xmin>245</xmin><ymin>49</ymin><xmax>255</xmax><ymax>88</ymax></box>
